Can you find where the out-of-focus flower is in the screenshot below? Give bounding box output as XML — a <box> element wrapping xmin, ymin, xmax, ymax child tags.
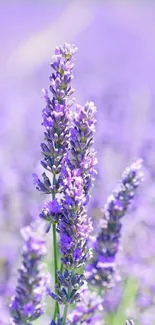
<box><xmin>10</xmin><ymin>225</ymin><xmax>48</xmax><ymax>325</ymax></box>
<box><xmin>68</xmin><ymin>285</ymin><xmax>103</xmax><ymax>325</ymax></box>
<box><xmin>86</xmin><ymin>159</ymin><xmax>143</xmax><ymax>289</ymax></box>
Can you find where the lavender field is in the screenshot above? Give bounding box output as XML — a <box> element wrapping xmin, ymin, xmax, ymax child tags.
<box><xmin>1</xmin><ymin>2</ymin><xmax>155</xmax><ymax>325</ymax></box>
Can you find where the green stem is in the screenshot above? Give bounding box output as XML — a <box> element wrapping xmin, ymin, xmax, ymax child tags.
<box><xmin>52</xmin><ymin>173</ymin><xmax>60</xmax><ymax>320</ymax></box>
<box><xmin>53</xmin><ymin>224</ymin><xmax>58</xmax><ymax>284</ymax></box>
<box><xmin>53</xmin><ymin>223</ymin><xmax>60</xmax><ymax>320</ymax></box>
<box><xmin>98</xmin><ymin>287</ymin><xmax>102</xmax><ymax>296</ymax></box>
<box><xmin>62</xmin><ymin>272</ymin><xmax>74</xmax><ymax>324</ymax></box>
<box><xmin>62</xmin><ymin>304</ymin><xmax>69</xmax><ymax>325</ymax></box>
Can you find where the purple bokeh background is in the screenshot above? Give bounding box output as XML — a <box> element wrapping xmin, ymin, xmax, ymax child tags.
<box><xmin>1</xmin><ymin>2</ymin><xmax>155</xmax><ymax>324</ymax></box>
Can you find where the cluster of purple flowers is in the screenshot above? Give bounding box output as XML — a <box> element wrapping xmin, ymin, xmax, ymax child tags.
<box><xmin>68</xmin><ymin>284</ymin><xmax>103</xmax><ymax>325</ymax></box>
<box><xmin>37</xmin><ymin>43</ymin><xmax>97</xmax><ymax>324</ymax></box>
<box><xmin>9</xmin><ymin>43</ymin><xmax>144</xmax><ymax>325</ymax></box>
<box><xmin>70</xmin><ymin>102</ymin><xmax>97</xmax><ymax>204</ymax></box>
<box><xmin>86</xmin><ymin>159</ymin><xmax>143</xmax><ymax>290</ymax></box>
<box><xmin>10</xmin><ymin>224</ymin><xmax>48</xmax><ymax>325</ymax></box>
<box><xmin>48</xmin><ymin>163</ymin><xmax>92</xmax><ymax>313</ymax></box>
<box><xmin>33</xmin><ymin>43</ymin><xmax>77</xmax><ymax>230</ymax></box>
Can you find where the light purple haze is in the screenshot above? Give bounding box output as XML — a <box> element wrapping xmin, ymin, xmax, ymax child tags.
<box><xmin>1</xmin><ymin>2</ymin><xmax>155</xmax><ymax>324</ymax></box>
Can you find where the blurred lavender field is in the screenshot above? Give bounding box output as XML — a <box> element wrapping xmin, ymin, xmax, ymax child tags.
<box><xmin>1</xmin><ymin>1</ymin><xmax>155</xmax><ymax>324</ymax></box>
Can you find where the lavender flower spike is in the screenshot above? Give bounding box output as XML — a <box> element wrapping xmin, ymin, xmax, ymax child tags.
<box><xmin>33</xmin><ymin>43</ymin><xmax>77</xmax><ymax>229</ymax></box>
<box><xmin>86</xmin><ymin>159</ymin><xmax>143</xmax><ymax>289</ymax></box>
<box><xmin>10</xmin><ymin>225</ymin><xmax>48</xmax><ymax>325</ymax></box>
<box><xmin>70</xmin><ymin>102</ymin><xmax>97</xmax><ymax>204</ymax></box>
<box><xmin>59</xmin><ymin>162</ymin><xmax>92</xmax><ymax>270</ymax></box>
<box><xmin>68</xmin><ymin>285</ymin><xmax>103</xmax><ymax>324</ymax></box>
<box><xmin>49</xmin><ymin>158</ymin><xmax>92</xmax><ymax>307</ymax></box>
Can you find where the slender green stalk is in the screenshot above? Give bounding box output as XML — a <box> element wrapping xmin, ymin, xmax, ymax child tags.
<box><xmin>62</xmin><ymin>274</ymin><xmax>73</xmax><ymax>324</ymax></box>
<box><xmin>62</xmin><ymin>304</ymin><xmax>69</xmax><ymax>325</ymax></box>
<box><xmin>53</xmin><ymin>223</ymin><xmax>60</xmax><ymax>320</ymax></box>
<box><xmin>52</xmin><ymin>173</ymin><xmax>60</xmax><ymax>320</ymax></box>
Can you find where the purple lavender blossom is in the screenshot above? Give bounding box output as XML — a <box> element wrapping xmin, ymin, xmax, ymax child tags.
<box><xmin>32</xmin><ymin>42</ymin><xmax>98</xmax><ymax>323</ymax></box>
<box><xmin>40</xmin><ymin>199</ymin><xmax>61</xmax><ymax>227</ymax></box>
<box><xmin>59</xmin><ymin>161</ymin><xmax>92</xmax><ymax>270</ymax></box>
<box><xmin>70</xmin><ymin>102</ymin><xmax>97</xmax><ymax>204</ymax></box>
<box><xmin>68</xmin><ymin>285</ymin><xmax>103</xmax><ymax>325</ymax></box>
<box><xmin>86</xmin><ymin>159</ymin><xmax>143</xmax><ymax>289</ymax></box>
<box><xmin>10</xmin><ymin>225</ymin><xmax>48</xmax><ymax>325</ymax></box>
<box><xmin>33</xmin><ymin>43</ymin><xmax>77</xmax><ymax>230</ymax></box>
<box><xmin>48</xmin><ymin>159</ymin><xmax>92</xmax><ymax>305</ymax></box>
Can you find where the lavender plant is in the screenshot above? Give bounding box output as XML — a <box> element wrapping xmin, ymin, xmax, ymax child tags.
<box><xmin>68</xmin><ymin>284</ymin><xmax>103</xmax><ymax>324</ymax></box>
<box><xmin>70</xmin><ymin>159</ymin><xmax>143</xmax><ymax>324</ymax></box>
<box><xmin>86</xmin><ymin>159</ymin><xmax>143</xmax><ymax>290</ymax></box>
<box><xmin>10</xmin><ymin>224</ymin><xmax>47</xmax><ymax>325</ymax></box>
<box><xmin>33</xmin><ymin>43</ymin><xmax>77</xmax><ymax>321</ymax></box>
<box><xmin>9</xmin><ymin>42</ymin><xmax>144</xmax><ymax>325</ymax></box>
<box><xmin>32</xmin><ymin>43</ymin><xmax>97</xmax><ymax>324</ymax></box>
<box><xmin>48</xmin><ymin>161</ymin><xmax>93</xmax><ymax>324</ymax></box>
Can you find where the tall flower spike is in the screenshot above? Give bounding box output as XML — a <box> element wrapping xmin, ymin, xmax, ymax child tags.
<box><xmin>86</xmin><ymin>159</ymin><xmax>143</xmax><ymax>289</ymax></box>
<box><xmin>33</xmin><ymin>43</ymin><xmax>77</xmax><ymax>230</ymax></box>
<box><xmin>48</xmin><ymin>159</ymin><xmax>92</xmax><ymax>306</ymax></box>
<box><xmin>68</xmin><ymin>285</ymin><xmax>103</xmax><ymax>324</ymax></box>
<box><xmin>10</xmin><ymin>225</ymin><xmax>48</xmax><ymax>325</ymax></box>
<box><xmin>70</xmin><ymin>102</ymin><xmax>97</xmax><ymax>204</ymax></box>
<box><xmin>59</xmin><ymin>161</ymin><xmax>92</xmax><ymax>270</ymax></box>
